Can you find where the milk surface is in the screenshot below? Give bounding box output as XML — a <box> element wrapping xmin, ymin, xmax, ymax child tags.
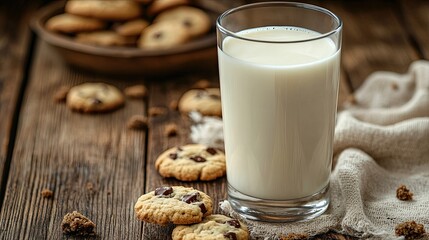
<box><xmin>218</xmin><ymin>27</ymin><xmax>340</xmax><ymax>200</ymax></box>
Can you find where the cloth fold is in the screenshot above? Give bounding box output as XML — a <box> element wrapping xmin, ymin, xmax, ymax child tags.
<box><xmin>192</xmin><ymin>60</ymin><xmax>429</xmax><ymax>239</ymax></box>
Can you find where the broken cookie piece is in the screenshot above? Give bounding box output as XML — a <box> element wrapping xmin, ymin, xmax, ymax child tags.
<box><xmin>164</xmin><ymin>123</ymin><xmax>178</xmax><ymax>137</ymax></box>
<box><xmin>397</xmin><ymin>185</ymin><xmax>413</xmax><ymax>201</ymax></box>
<box><xmin>127</xmin><ymin>115</ymin><xmax>148</xmax><ymax>130</ymax></box>
<box><xmin>395</xmin><ymin>221</ymin><xmax>426</xmax><ymax>240</ymax></box>
<box><xmin>41</xmin><ymin>188</ymin><xmax>54</xmax><ymax>199</ymax></box>
<box><xmin>62</xmin><ymin>211</ymin><xmax>96</xmax><ymax>236</ymax></box>
<box><xmin>124</xmin><ymin>84</ymin><xmax>148</xmax><ymax>99</ymax></box>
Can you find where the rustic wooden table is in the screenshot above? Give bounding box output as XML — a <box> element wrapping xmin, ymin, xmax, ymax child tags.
<box><xmin>0</xmin><ymin>0</ymin><xmax>427</xmax><ymax>239</ymax></box>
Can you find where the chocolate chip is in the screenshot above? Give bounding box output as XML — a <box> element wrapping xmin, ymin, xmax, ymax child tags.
<box><xmin>224</xmin><ymin>232</ymin><xmax>237</xmax><ymax>240</ymax></box>
<box><xmin>183</xmin><ymin>19</ymin><xmax>193</xmax><ymax>28</ymax></box>
<box><xmin>198</xmin><ymin>203</ymin><xmax>207</xmax><ymax>213</ymax></box>
<box><xmin>155</xmin><ymin>186</ymin><xmax>173</xmax><ymax>196</ymax></box>
<box><xmin>190</xmin><ymin>156</ymin><xmax>206</xmax><ymax>162</ymax></box>
<box><xmin>91</xmin><ymin>98</ymin><xmax>102</xmax><ymax>105</ymax></box>
<box><xmin>226</xmin><ymin>220</ymin><xmax>241</xmax><ymax>228</ymax></box>
<box><xmin>181</xmin><ymin>192</ymin><xmax>199</xmax><ymax>204</ymax></box>
<box><xmin>206</xmin><ymin>148</ymin><xmax>217</xmax><ymax>155</ymax></box>
<box><xmin>169</xmin><ymin>153</ymin><xmax>178</xmax><ymax>160</ymax></box>
<box><xmin>154</xmin><ymin>32</ymin><xmax>163</xmax><ymax>39</ymax></box>
<box><xmin>177</xmin><ymin>147</ymin><xmax>183</xmax><ymax>151</ymax></box>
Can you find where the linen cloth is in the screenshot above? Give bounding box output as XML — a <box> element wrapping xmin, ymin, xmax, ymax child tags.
<box><xmin>191</xmin><ymin>60</ymin><xmax>429</xmax><ymax>239</ymax></box>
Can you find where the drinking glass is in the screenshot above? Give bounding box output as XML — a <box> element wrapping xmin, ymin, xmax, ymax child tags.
<box><xmin>217</xmin><ymin>2</ymin><xmax>342</xmax><ymax>222</ymax></box>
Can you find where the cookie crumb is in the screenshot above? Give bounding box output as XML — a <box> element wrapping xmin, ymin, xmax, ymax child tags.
<box><xmin>169</xmin><ymin>100</ymin><xmax>178</xmax><ymax>110</ymax></box>
<box><xmin>397</xmin><ymin>185</ymin><xmax>413</xmax><ymax>201</ymax></box>
<box><xmin>127</xmin><ymin>115</ymin><xmax>148</xmax><ymax>130</ymax></box>
<box><xmin>164</xmin><ymin>123</ymin><xmax>178</xmax><ymax>137</ymax></box>
<box><xmin>149</xmin><ymin>107</ymin><xmax>167</xmax><ymax>117</ymax></box>
<box><xmin>392</xmin><ymin>82</ymin><xmax>399</xmax><ymax>90</ymax></box>
<box><xmin>53</xmin><ymin>86</ymin><xmax>70</xmax><ymax>103</ymax></box>
<box><xmin>62</xmin><ymin>211</ymin><xmax>96</xmax><ymax>236</ymax></box>
<box><xmin>395</xmin><ymin>221</ymin><xmax>426</xmax><ymax>239</ymax></box>
<box><xmin>280</xmin><ymin>233</ymin><xmax>309</xmax><ymax>240</ymax></box>
<box><xmin>41</xmin><ymin>188</ymin><xmax>54</xmax><ymax>199</ymax></box>
<box><xmin>86</xmin><ymin>182</ymin><xmax>98</xmax><ymax>194</ymax></box>
<box><xmin>192</xmin><ymin>79</ymin><xmax>211</xmax><ymax>89</ymax></box>
<box><xmin>124</xmin><ymin>84</ymin><xmax>148</xmax><ymax>99</ymax></box>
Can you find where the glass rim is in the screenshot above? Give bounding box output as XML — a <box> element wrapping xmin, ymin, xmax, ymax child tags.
<box><xmin>216</xmin><ymin>1</ymin><xmax>343</xmax><ymax>44</ymax></box>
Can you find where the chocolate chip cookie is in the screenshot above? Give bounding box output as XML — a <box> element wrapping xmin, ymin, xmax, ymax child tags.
<box><xmin>75</xmin><ymin>31</ymin><xmax>136</xmax><ymax>47</ymax></box>
<box><xmin>178</xmin><ymin>88</ymin><xmax>222</xmax><ymax>116</ymax></box>
<box><xmin>67</xmin><ymin>83</ymin><xmax>125</xmax><ymax>113</ymax></box>
<box><xmin>155</xmin><ymin>6</ymin><xmax>211</xmax><ymax>38</ymax></box>
<box><xmin>138</xmin><ymin>21</ymin><xmax>190</xmax><ymax>49</ymax></box>
<box><xmin>155</xmin><ymin>144</ymin><xmax>226</xmax><ymax>181</ymax></box>
<box><xmin>65</xmin><ymin>0</ymin><xmax>142</xmax><ymax>21</ymax></box>
<box><xmin>45</xmin><ymin>13</ymin><xmax>106</xmax><ymax>33</ymax></box>
<box><xmin>172</xmin><ymin>214</ymin><xmax>249</xmax><ymax>240</ymax></box>
<box><xmin>115</xmin><ymin>19</ymin><xmax>149</xmax><ymax>37</ymax></box>
<box><xmin>147</xmin><ymin>0</ymin><xmax>190</xmax><ymax>16</ymax></box>
<box><xmin>134</xmin><ymin>186</ymin><xmax>213</xmax><ymax>225</ymax></box>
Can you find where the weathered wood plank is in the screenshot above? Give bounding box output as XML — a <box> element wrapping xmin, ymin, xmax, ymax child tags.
<box><xmin>0</xmin><ymin>0</ymin><xmax>39</xmax><ymax>202</ymax></box>
<box><xmin>323</xmin><ymin>0</ymin><xmax>420</xmax><ymax>90</ymax></box>
<box><xmin>399</xmin><ymin>0</ymin><xmax>429</xmax><ymax>59</ymax></box>
<box><xmin>143</xmin><ymin>73</ymin><xmax>225</xmax><ymax>239</ymax></box>
<box><xmin>0</xmin><ymin>41</ymin><xmax>147</xmax><ymax>239</ymax></box>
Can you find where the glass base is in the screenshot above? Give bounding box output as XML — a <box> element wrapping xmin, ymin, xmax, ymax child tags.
<box><xmin>228</xmin><ymin>184</ymin><xmax>330</xmax><ymax>222</ymax></box>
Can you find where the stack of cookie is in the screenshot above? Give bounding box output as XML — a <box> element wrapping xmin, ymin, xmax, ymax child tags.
<box><xmin>135</xmin><ymin>186</ymin><xmax>249</xmax><ymax>240</ymax></box>
<box><xmin>45</xmin><ymin>0</ymin><xmax>212</xmax><ymax>49</ymax></box>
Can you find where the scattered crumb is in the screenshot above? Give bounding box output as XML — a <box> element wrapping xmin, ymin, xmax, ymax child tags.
<box><xmin>192</xmin><ymin>79</ymin><xmax>211</xmax><ymax>89</ymax></box>
<box><xmin>127</xmin><ymin>115</ymin><xmax>148</xmax><ymax>130</ymax></box>
<box><xmin>107</xmin><ymin>191</ymin><xmax>111</xmax><ymax>195</ymax></box>
<box><xmin>124</xmin><ymin>84</ymin><xmax>148</xmax><ymax>99</ymax></box>
<box><xmin>169</xmin><ymin>100</ymin><xmax>178</xmax><ymax>111</ymax></box>
<box><xmin>346</xmin><ymin>94</ymin><xmax>357</xmax><ymax>105</ymax></box>
<box><xmin>62</xmin><ymin>211</ymin><xmax>96</xmax><ymax>236</ymax></box>
<box><xmin>164</xmin><ymin>123</ymin><xmax>178</xmax><ymax>137</ymax></box>
<box><xmin>395</xmin><ymin>221</ymin><xmax>426</xmax><ymax>239</ymax></box>
<box><xmin>392</xmin><ymin>82</ymin><xmax>399</xmax><ymax>90</ymax></box>
<box><xmin>397</xmin><ymin>185</ymin><xmax>413</xmax><ymax>201</ymax></box>
<box><xmin>86</xmin><ymin>182</ymin><xmax>97</xmax><ymax>194</ymax></box>
<box><xmin>53</xmin><ymin>86</ymin><xmax>70</xmax><ymax>103</ymax></box>
<box><xmin>280</xmin><ymin>233</ymin><xmax>309</xmax><ymax>240</ymax></box>
<box><xmin>149</xmin><ymin>107</ymin><xmax>167</xmax><ymax>117</ymax></box>
<box><xmin>41</xmin><ymin>188</ymin><xmax>53</xmax><ymax>199</ymax></box>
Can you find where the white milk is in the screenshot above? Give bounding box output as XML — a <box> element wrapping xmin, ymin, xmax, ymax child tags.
<box><xmin>218</xmin><ymin>27</ymin><xmax>340</xmax><ymax>200</ymax></box>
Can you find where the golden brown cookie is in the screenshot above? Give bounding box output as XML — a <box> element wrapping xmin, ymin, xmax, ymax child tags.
<box><xmin>178</xmin><ymin>88</ymin><xmax>222</xmax><ymax>116</ymax></box>
<box><xmin>45</xmin><ymin>13</ymin><xmax>106</xmax><ymax>33</ymax></box>
<box><xmin>134</xmin><ymin>186</ymin><xmax>213</xmax><ymax>225</ymax></box>
<box><xmin>155</xmin><ymin>6</ymin><xmax>211</xmax><ymax>38</ymax></box>
<box><xmin>75</xmin><ymin>31</ymin><xmax>136</xmax><ymax>47</ymax></box>
<box><xmin>172</xmin><ymin>214</ymin><xmax>249</xmax><ymax>240</ymax></box>
<box><xmin>115</xmin><ymin>19</ymin><xmax>149</xmax><ymax>37</ymax></box>
<box><xmin>147</xmin><ymin>0</ymin><xmax>190</xmax><ymax>16</ymax></box>
<box><xmin>66</xmin><ymin>83</ymin><xmax>125</xmax><ymax>113</ymax></box>
<box><xmin>65</xmin><ymin>0</ymin><xmax>142</xmax><ymax>21</ymax></box>
<box><xmin>138</xmin><ymin>21</ymin><xmax>190</xmax><ymax>49</ymax></box>
<box><xmin>155</xmin><ymin>144</ymin><xmax>226</xmax><ymax>181</ymax></box>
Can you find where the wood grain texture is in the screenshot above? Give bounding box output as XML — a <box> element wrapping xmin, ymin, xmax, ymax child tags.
<box><xmin>323</xmin><ymin>0</ymin><xmax>420</xmax><ymax>90</ymax></box>
<box><xmin>0</xmin><ymin>0</ymin><xmax>38</xmax><ymax>197</ymax></box>
<box><xmin>0</xmin><ymin>42</ymin><xmax>147</xmax><ymax>239</ymax></box>
<box><xmin>399</xmin><ymin>0</ymin><xmax>429</xmax><ymax>59</ymax></box>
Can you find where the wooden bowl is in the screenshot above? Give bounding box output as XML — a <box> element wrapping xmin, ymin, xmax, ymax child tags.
<box><xmin>30</xmin><ymin>1</ymin><xmax>229</xmax><ymax>76</ymax></box>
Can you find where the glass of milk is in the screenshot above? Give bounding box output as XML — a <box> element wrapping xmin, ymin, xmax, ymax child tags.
<box><xmin>217</xmin><ymin>2</ymin><xmax>342</xmax><ymax>222</ymax></box>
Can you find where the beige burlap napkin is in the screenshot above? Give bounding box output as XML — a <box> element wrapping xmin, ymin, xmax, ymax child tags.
<box><xmin>216</xmin><ymin>60</ymin><xmax>429</xmax><ymax>239</ymax></box>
